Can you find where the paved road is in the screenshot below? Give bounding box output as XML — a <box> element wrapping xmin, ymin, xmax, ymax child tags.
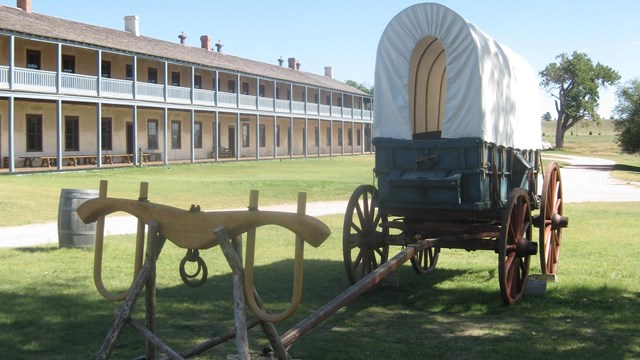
<box><xmin>1</xmin><ymin>154</ymin><xmax>638</xmax><ymax>248</ymax></box>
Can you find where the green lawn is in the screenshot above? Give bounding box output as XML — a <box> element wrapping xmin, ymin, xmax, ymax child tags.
<box><xmin>1</xmin><ymin>123</ymin><xmax>639</xmax><ymax>359</ymax></box>
<box><xmin>0</xmin><ymin>203</ymin><xmax>638</xmax><ymax>359</ymax></box>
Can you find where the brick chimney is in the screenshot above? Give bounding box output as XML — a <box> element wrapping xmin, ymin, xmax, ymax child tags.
<box><xmin>324</xmin><ymin>66</ymin><xmax>333</xmax><ymax>78</ymax></box>
<box><xmin>17</xmin><ymin>0</ymin><xmax>31</xmax><ymax>13</ymax></box>
<box><xmin>200</xmin><ymin>35</ymin><xmax>211</xmax><ymax>50</ymax></box>
<box><xmin>124</xmin><ymin>15</ymin><xmax>140</xmax><ymax>36</ymax></box>
<box><xmin>178</xmin><ymin>32</ymin><xmax>187</xmax><ymax>45</ymax></box>
<box><xmin>288</xmin><ymin>57</ymin><xmax>296</xmax><ymax>70</ymax></box>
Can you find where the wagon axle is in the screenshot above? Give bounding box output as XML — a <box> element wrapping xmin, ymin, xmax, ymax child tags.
<box><xmin>515</xmin><ymin>236</ymin><xmax>538</xmax><ymax>257</ymax></box>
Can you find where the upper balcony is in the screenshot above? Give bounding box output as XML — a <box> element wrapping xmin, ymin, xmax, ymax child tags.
<box><xmin>0</xmin><ymin>65</ymin><xmax>373</xmax><ymax>121</ymax></box>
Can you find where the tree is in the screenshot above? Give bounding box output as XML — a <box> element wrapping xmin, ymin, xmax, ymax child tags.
<box><xmin>345</xmin><ymin>80</ymin><xmax>374</xmax><ymax>95</ymax></box>
<box><xmin>542</xmin><ymin>112</ymin><xmax>552</xmax><ymax>121</ymax></box>
<box><xmin>539</xmin><ymin>51</ymin><xmax>620</xmax><ymax>148</ymax></box>
<box><xmin>614</xmin><ymin>79</ymin><xmax>640</xmax><ymax>154</ymax></box>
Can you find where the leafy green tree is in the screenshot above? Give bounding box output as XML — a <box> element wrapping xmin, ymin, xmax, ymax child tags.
<box><xmin>540</xmin><ymin>51</ymin><xmax>620</xmax><ymax>148</ymax></box>
<box><xmin>542</xmin><ymin>112</ymin><xmax>552</xmax><ymax>121</ymax></box>
<box><xmin>614</xmin><ymin>79</ymin><xmax>640</xmax><ymax>154</ymax></box>
<box><xmin>345</xmin><ymin>80</ymin><xmax>374</xmax><ymax>95</ymax></box>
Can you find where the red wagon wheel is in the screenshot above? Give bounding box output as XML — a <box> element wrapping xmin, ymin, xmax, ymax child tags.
<box><xmin>498</xmin><ymin>188</ymin><xmax>534</xmax><ymax>305</ymax></box>
<box><xmin>343</xmin><ymin>185</ymin><xmax>389</xmax><ymax>285</ymax></box>
<box><xmin>410</xmin><ymin>246</ymin><xmax>440</xmax><ymax>275</ymax></box>
<box><xmin>539</xmin><ymin>162</ymin><xmax>565</xmax><ymax>275</ymax></box>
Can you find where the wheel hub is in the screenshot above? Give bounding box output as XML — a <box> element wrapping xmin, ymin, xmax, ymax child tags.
<box><xmin>515</xmin><ymin>236</ymin><xmax>537</xmax><ymax>257</ymax></box>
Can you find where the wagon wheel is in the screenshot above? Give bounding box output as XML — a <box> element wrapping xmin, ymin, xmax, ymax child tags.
<box><xmin>498</xmin><ymin>188</ymin><xmax>534</xmax><ymax>305</ymax></box>
<box><xmin>539</xmin><ymin>162</ymin><xmax>566</xmax><ymax>275</ymax></box>
<box><xmin>410</xmin><ymin>246</ymin><xmax>440</xmax><ymax>275</ymax></box>
<box><xmin>343</xmin><ymin>184</ymin><xmax>389</xmax><ymax>285</ymax></box>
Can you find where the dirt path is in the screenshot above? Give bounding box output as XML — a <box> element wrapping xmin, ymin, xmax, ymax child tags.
<box><xmin>1</xmin><ymin>154</ymin><xmax>638</xmax><ymax>248</ymax></box>
<box><xmin>541</xmin><ymin>154</ymin><xmax>640</xmax><ymax>203</ymax></box>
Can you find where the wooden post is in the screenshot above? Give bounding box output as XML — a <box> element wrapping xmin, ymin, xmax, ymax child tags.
<box><xmin>145</xmin><ymin>220</ymin><xmax>159</xmax><ymax>360</ymax></box>
<box><xmin>217</xmin><ymin>227</ymin><xmax>251</xmax><ymax>360</ymax></box>
<box><xmin>96</xmin><ymin>221</ymin><xmax>167</xmax><ymax>360</ymax></box>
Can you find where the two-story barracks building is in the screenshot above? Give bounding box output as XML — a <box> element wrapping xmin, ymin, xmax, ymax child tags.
<box><xmin>0</xmin><ymin>1</ymin><xmax>373</xmax><ymax>173</ymax></box>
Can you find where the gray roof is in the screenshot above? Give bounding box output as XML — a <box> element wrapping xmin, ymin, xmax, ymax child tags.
<box><xmin>0</xmin><ymin>5</ymin><xmax>367</xmax><ymax>96</ymax></box>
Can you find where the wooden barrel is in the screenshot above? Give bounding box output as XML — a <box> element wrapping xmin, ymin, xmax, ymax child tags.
<box><xmin>58</xmin><ymin>189</ymin><xmax>98</xmax><ymax>248</ymax></box>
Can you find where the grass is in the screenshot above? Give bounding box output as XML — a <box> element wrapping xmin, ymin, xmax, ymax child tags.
<box><xmin>0</xmin><ymin>156</ymin><xmax>376</xmax><ymax>227</ymax></box>
<box><xmin>0</xmin><ymin>203</ymin><xmax>639</xmax><ymax>359</ymax></box>
<box><xmin>1</xmin><ymin>122</ymin><xmax>639</xmax><ymax>358</ymax></box>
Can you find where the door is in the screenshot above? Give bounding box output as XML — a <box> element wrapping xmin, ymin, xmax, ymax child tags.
<box><xmin>228</xmin><ymin>126</ymin><xmax>235</xmax><ymax>157</ymax></box>
<box><xmin>126</xmin><ymin>122</ymin><xmax>134</xmax><ymax>155</ymax></box>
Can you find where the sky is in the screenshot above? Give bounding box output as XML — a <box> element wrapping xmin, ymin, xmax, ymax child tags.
<box><xmin>3</xmin><ymin>0</ymin><xmax>639</xmax><ymax>118</ymax></box>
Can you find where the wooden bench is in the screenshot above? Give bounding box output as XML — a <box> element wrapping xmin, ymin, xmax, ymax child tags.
<box><xmin>103</xmin><ymin>154</ymin><xmax>133</xmax><ymax>165</ymax></box>
<box><xmin>20</xmin><ymin>156</ymin><xmax>37</xmax><ymax>167</ymax></box>
<box><xmin>39</xmin><ymin>155</ymin><xmax>97</xmax><ymax>167</ymax></box>
<box><xmin>218</xmin><ymin>147</ymin><xmax>233</xmax><ymax>158</ymax></box>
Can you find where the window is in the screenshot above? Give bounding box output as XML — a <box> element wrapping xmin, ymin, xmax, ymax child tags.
<box><xmin>101</xmin><ymin>60</ymin><xmax>111</xmax><ymax>78</ymax></box>
<box><xmin>326</xmin><ymin>127</ymin><xmax>331</xmax><ymax>146</ymax></box>
<box><xmin>287</xmin><ymin>89</ymin><xmax>291</xmax><ymax>100</ymax></box>
<box><xmin>326</xmin><ymin>95</ymin><xmax>331</xmax><ymax>105</ymax></box>
<box><xmin>242</xmin><ymin>123</ymin><xmax>250</xmax><ymax>147</ymax></box>
<box><xmin>314</xmin><ymin>127</ymin><xmax>319</xmax><ymax>147</ymax></box>
<box><xmin>64</xmin><ymin>116</ymin><xmax>79</xmax><ymax>151</ymax></box>
<box><xmin>101</xmin><ymin>118</ymin><xmax>112</xmax><ymax>150</ymax></box>
<box><xmin>357</xmin><ymin>130</ymin><xmax>362</xmax><ymax>146</ymax></box>
<box><xmin>276</xmin><ymin>125</ymin><xmax>281</xmax><ymax>147</ymax></box>
<box><xmin>126</xmin><ymin>64</ymin><xmax>133</xmax><ymax>80</ymax></box>
<box><xmin>26</xmin><ymin>50</ymin><xmax>41</xmax><ymax>70</ymax></box>
<box><xmin>259</xmin><ymin>84</ymin><xmax>265</xmax><ymax>97</ymax></box>
<box><xmin>336</xmin><ymin>97</ymin><xmax>342</xmax><ymax>106</ymax></box>
<box><xmin>148</xmin><ymin>119</ymin><xmax>158</xmax><ymax>150</ymax></box>
<box><xmin>276</xmin><ymin>87</ymin><xmax>280</xmax><ymax>99</ymax></box>
<box><xmin>148</xmin><ymin>68</ymin><xmax>158</xmax><ymax>84</ymax></box>
<box><xmin>194</xmin><ymin>121</ymin><xmax>202</xmax><ymax>149</ymax></box>
<box><xmin>227</xmin><ymin>80</ymin><xmax>235</xmax><ymax>93</ymax></box>
<box><xmin>348</xmin><ymin>128</ymin><xmax>353</xmax><ymax>146</ymax></box>
<box><xmin>242</xmin><ymin>82</ymin><xmax>249</xmax><ymax>95</ymax></box>
<box><xmin>62</xmin><ymin>55</ymin><xmax>75</xmax><ymax>73</ymax></box>
<box><xmin>171</xmin><ymin>71</ymin><xmax>180</xmax><ymax>86</ymax></box>
<box><xmin>338</xmin><ymin>128</ymin><xmax>343</xmax><ymax>146</ymax></box>
<box><xmin>259</xmin><ymin>124</ymin><xmax>266</xmax><ymax>148</ymax></box>
<box><xmin>194</xmin><ymin>75</ymin><xmax>202</xmax><ymax>89</ymax></box>
<box><xmin>171</xmin><ymin>120</ymin><xmax>181</xmax><ymax>149</ymax></box>
<box><xmin>314</xmin><ymin>93</ymin><xmax>319</xmax><ymax>103</ymax></box>
<box><xmin>26</xmin><ymin>114</ymin><xmax>42</xmax><ymax>152</ymax></box>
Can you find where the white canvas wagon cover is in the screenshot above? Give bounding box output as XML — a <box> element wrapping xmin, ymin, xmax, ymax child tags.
<box><xmin>374</xmin><ymin>3</ymin><xmax>542</xmax><ymax>150</ymax></box>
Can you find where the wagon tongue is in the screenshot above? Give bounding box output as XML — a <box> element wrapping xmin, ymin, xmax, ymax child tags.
<box><xmin>516</xmin><ymin>237</ymin><xmax>538</xmax><ymax>257</ymax></box>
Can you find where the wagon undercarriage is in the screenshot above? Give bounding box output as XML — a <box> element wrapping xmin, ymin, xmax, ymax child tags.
<box><xmin>343</xmin><ymin>155</ymin><xmax>568</xmax><ymax>305</ymax></box>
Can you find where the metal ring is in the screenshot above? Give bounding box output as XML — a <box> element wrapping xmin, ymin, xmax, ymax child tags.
<box><xmin>179</xmin><ymin>250</ymin><xmax>208</xmax><ymax>288</ymax></box>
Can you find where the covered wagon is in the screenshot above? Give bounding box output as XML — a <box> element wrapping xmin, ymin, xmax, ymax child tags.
<box><xmin>343</xmin><ymin>3</ymin><xmax>568</xmax><ymax>304</ymax></box>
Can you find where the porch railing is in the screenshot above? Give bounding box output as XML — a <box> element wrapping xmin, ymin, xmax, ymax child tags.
<box><xmin>101</xmin><ymin>78</ymin><xmax>133</xmax><ymax>98</ymax></box>
<box><xmin>61</xmin><ymin>73</ymin><xmax>97</xmax><ymax>95</ymax></box>
<box><xmin>4</xmin><ymin>67</ymin><xmax>374</xmax><ymax>122</ymax></box>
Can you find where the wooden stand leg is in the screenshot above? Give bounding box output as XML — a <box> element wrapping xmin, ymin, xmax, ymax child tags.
<box><xmin>217</xmin><ymin>227</ymin><xmax>291</xmax><ymax>360</ymax></box>
<box><xmin>217</xmin><ymin>228</ymin><xmax>251</xmax><ymax>360</ymax></box>
<box><xmin>96</xmin><ymin>221</ymin><xmax>171</xmax><ymax>360</ymax></box>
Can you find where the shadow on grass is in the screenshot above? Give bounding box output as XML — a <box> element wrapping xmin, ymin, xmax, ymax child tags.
<box><xmin>0</xmin><ymin>259</ymin><xmax>638</xmax><ymax>359</ymax></box>
<box><xmin>614</xmin><ymin>163</ymin><xmax>640</xmax><ymax>173</ymax></box>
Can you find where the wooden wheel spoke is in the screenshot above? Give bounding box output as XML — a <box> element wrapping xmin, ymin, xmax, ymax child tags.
<box><xmin>343</xmin><ymin>185</ymin><xmax>388</xmax><ymax>284</ymax></box>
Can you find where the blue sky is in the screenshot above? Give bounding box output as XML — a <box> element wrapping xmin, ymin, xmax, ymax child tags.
<box><xmin>3</xmin><ymin>0</ymin><xmax>639</xmax><ymax>117</ymax></box>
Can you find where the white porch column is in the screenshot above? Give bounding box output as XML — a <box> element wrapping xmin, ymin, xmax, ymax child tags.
<box><xmin>163</xmin><ymin>107</ymin><xmax>168</xmax><ymax>165</ymax></box>
<box><xmin>97</xmin><ymin>102</ymin><xmax>102</xmax><ymax>167</ymax></box>
<box><xmin>8</xmin><ymin>96</ymin><xmax>15</xmax><ymax>172</ymax></box>
<box><xmin>56</xmin><ymin>99</ymin><xmax>62</xmax><ymax>170</ymax></box>
<box><xmin>190</xmin><ymin>109</ymin><xmax>195</xmax><ymax>163</ymax></box>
